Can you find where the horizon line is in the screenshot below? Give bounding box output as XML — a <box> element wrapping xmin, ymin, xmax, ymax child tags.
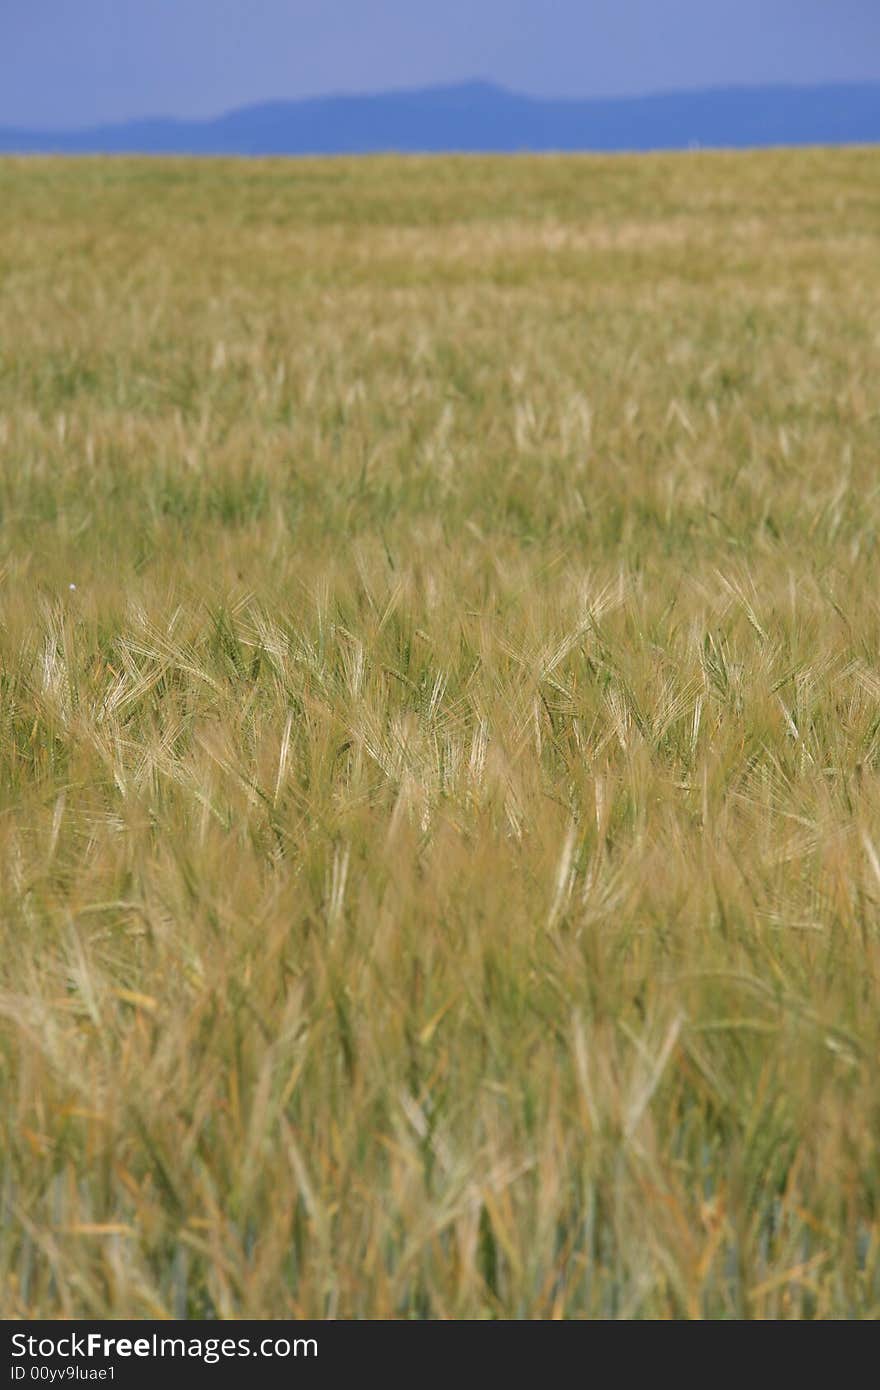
<box><xmin>3</xmin><ymin>74</ymin><xmax>880</xmax><ymax>137</ymax></box>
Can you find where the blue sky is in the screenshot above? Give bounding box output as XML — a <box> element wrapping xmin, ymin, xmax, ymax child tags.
<box><xmin>3</xmin><ymin>1</ymin><xmax>879</xmax><ymax>128</ymax></box>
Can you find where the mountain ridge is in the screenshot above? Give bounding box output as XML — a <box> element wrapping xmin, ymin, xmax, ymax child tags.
<box><xmin>1</xmin><ymin>78</ymin><xmax>879</xmax><ymax>154</ymax></box>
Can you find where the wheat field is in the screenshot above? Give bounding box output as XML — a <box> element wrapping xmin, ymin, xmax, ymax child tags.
<box><xmin>1</xmin><ymin>149</ymin><xmax>879</xmax><ymax>1318</ymax></box>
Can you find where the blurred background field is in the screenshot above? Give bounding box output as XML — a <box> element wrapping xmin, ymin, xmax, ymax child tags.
<box><xmin>1</xmin><ymin>149</ymin><xmax>879</xmax><ymax>1317</ymax></box>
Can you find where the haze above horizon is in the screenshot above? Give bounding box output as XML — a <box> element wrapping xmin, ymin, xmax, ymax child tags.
<box><xmin>3</xmin><ymin>1</ymin><xmax>879</xmax><ymax>129</ymax></box>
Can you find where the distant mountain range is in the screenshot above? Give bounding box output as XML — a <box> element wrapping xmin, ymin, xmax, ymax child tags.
<box><xmin>1</xmin><ymin>79</ymin><xmax>879</xmax><ymax>156</ymax></box>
